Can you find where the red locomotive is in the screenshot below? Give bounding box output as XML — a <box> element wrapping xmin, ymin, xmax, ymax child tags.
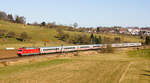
<box><xmin>17</xmin><ymin>47</ymin><xmax>40</xmax><ymax>56</ymax></box>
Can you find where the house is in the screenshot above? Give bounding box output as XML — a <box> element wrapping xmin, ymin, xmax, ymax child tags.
<box><xmin>118</xmin><ymin>28</ymin><xmax>129</xmax><ymax>34</ymax></box>
<box><xmin>98</xmin><ymin>27</ymin><xmax>116</xmax><ymax>33</ymax></box>
<box><xmin>127</xmin><ymin>27</ymin><xmax>140</xmax><ymax>35</ymax></box>
<box><xmin>140</xmin><ymin>28</ymin><xmax>150</xmax><ymax>36</ymax></box>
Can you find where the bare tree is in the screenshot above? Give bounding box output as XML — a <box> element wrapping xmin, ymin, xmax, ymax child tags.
<box><xmin>15</xmin><ymin>15</ymin><xmax>26</xmax><ymax>24</ymax></box>
<box><xmin>0</xmin><ymin>11</ymin><xmax>8</xmax><ymax>20</ymax></box>
<box><xmin>8</xmin><ymin>14</ymin><xmax>14</xmax><ymax>22</ymax></box>
<box><xmin>73</xmin><ymin>22</ymin><xmax>78</xmax><ymax>28</ymax></box>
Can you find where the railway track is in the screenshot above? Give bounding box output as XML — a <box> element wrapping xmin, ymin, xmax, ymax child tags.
<box><xmin>0</xmin><ymin>46</ymin><xmax>142</xmax><ymax>63</ymax></box>
<box><xmin>0</xmin><ymin>52</ymin><xmax>73</xmax><ymax>63</ymax></box>
<box><xmin>0</xmin><ymin>57</ymin><xmax>22</xmax><ymax>62</ymax></box>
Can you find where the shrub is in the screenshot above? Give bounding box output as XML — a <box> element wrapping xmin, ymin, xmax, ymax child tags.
<box><xmin>95</xmin><ymin>36</ymin><xmax>102</xmax><ymax>44</ymax></box>
<box><xmin>56</xmin><ymin>29</ymin><xmax>69</xmax><ymax>41</ymax></box>
<box><xmin>56</xmin><ymin>29</ymin><xmax>91</xmax><ymax>44</ymax></box>
<box><xmin>90</xmin><ymin>34</ymin><xmax>102</xmax><ymax>44</ymax></box>
<box><xmin>145</xmin><ymin>36</ymin><xmax>150</xmax><ymax>45</ymax></box>
<box><xmin>6</xmin><ymin>31</ymin><xmax>16</xmax><ymax>38</ymax></box>
<box><xmin>41</xmin><ymin>21</ymin><xmax>46</xmax><ymax>26</ymax></box>
<box><xmin>0</xmin><ymin>11</ymin><xmax>8</xmax><ymax>20</ymax></box>
<box><xmin>15</xmin><ymin>16</ymin><xmax>26</xmax><ymax>24</ymax></box>
<box><xmin>103</xmin><ymin>37</ymin><xmax>111</xmax><ymax>44</ymax></box>
<box><xmin>76</xmin><ymin>34</ymin><xmax>90</xmax><ymax>44</ymax></box>
<box><xmin>74</xmin><ymin>51</ymin><xmax>80</xmax><ymax>56</ymax></box>
<box><xmin>19</xmin><ymin>32</ymin><xmax>29</xmax><ymax>41</ymax></box>
<box><xmin>0</xmin><ymin>29</ymin><xmax>8</xmax><ymax>38</ymax></box>
<box><xmin>100</xmin><ymin>45</ymin><xmax>114</xmax><ymax>53</ymax></box>
<box><xmin>114</xmin><ymin>37</ymin><xmax>121</xmax><ymax>43</ymax></box>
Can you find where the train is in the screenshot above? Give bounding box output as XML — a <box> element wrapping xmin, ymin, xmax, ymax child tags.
<box><xmin>17</xmin><ymin>43</ymin><xmax>142</xmax><ymax>56</ymax></box>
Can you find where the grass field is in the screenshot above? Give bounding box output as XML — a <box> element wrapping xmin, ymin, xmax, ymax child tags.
<box><xmin>1</xmin><ymin>48</ymin><xmax>150</xmax><ymax>83</ymax></box>
<box><xmin>0</xmin><ymin>20</ymin><xmax>72</xmax><ymax>49</ymax></box>
<box><xmin>128</xmin><ymin>48</ymin><xmax>150</xmax><ymax>58</ymax></box>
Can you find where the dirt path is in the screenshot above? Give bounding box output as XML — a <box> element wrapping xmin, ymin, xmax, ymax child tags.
<box><xmin>0</xmin><ymin>49</ymin><xmax>17</xmax><ymax>59</ymax></box>
<box><xmin>119</xmin><ymin>62</ymin><xmax>132</xmax><ymax>83</ymax></box>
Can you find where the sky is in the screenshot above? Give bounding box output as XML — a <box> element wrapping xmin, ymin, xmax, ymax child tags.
<box><xmin>0</xmin><ymin>0</ymin><xmax>150</xmax><ymax>27</ymax></box>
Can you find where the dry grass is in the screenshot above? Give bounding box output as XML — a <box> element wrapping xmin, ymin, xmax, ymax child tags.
<box><xmin>121</xmin><ymin>60</ymin><xmax>150</xmax><ymax>83</ymax></box>
<box><xmin>0</xmin><ymin>59</ymin><xmax>129</xmax><ymax>83</ymax></box>
<box><xmin>0</xmin><ymin>50</ymin><xmax>128</xmax><ymax>83</ymax></box>
<box><xmin>0</xmin><ymin>20</ymin><xmax>72</xmax><ymax>49</ymax></box>
<box><xmin>97</xmin><ymin>33</ymin><xmax>143</xmax><ymax>43</ymax></box>
<box><xmin>0</xmin><ymin>49</ymin><xmax>17</xmax><ymax>59</ymax></box>
<box><xmin>0</xmin><ymin>47</ymin><xmax>150</xmax><ymax>83</ymax></box>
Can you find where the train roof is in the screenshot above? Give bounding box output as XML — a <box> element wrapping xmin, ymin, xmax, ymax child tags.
<box><xmin>19</xmin><ymin>47</ymin><xmax>38</xmax><ymax>49</ymax></box>
<box><xmin>39</xmin><ymin>46</ymin><xmax>78</xmax><ymax>49</ymax></box>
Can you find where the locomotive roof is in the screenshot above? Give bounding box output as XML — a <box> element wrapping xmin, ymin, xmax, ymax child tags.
<box><xmin>20</xmin><ymin>47</ymin><xmax>38</xmax><ymax>49</ymax></box>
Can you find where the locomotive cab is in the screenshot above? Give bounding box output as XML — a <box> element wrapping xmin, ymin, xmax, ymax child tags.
<box><xmin>17</xmin><ymin>49</ymin><xmax>23</xmax><ymax>56</ymax></box>
<box><xmin>17</xmin><ymin>47</ymin><xmax>40</xmax><ymax>56</ymax></box>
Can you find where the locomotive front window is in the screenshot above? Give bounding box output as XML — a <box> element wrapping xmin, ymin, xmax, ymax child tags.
<box><xmin>18</xmin><ymin>50</ymin><xmax>22</xmax><ymax>51</ymax></box>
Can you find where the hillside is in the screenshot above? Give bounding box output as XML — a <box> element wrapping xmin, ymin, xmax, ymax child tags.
<box><xmin>0</xmin><ymin>20</ymin><xmax>71</xmax><ymax>49</ymax></box>
<box><xmin>97</xmin><ymin>33</ymin><xmax>143</xmax><ymax>43</ymax></box>
<box><xmin>0</xmin><ymin>20</ymin><xmax>143</xmax><ymax>49</ymax></box>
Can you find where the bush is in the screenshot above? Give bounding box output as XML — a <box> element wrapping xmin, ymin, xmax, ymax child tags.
<box><xmin>15</xmin><ymin>16</ymin><xmax>26</xmax><ymax>24</ymax></box>
<box><xmin>56</xmin><ymin>29</ymin><xmax>91</xmax><ymax>44</ymax></box>
<box><xmin>103</xmin><ymin>37</ymin><xmax>111</xmax><ymax>44</ymax></box>
<box><xmin>76</xmin><ymin>34</ymin><xmax>90</xmax><ymax>44</ymax></box>
<box><xmin>145</xmin><ymin>36</ymin><xmax>150</xmax><ymax>45</ymax></box>
<box><xmin>114</xmin><ymin>37</ymin><xmax>121</xmax><ymax>43</ymax></box>
<box><xmin>100</xmin><ymin>45</ymin><xmax>114</xmax><ymax>53</ymax></box>
<box><xmin>19</xmin><ymin>32</ymin><xmax>29</xmax><ymax>41</ymax></box>
<box><xmin>0</xmin><ymin>29</ymin><xmax>8</xmax><ymax>38</ymax></box>
<box><xmin>56</xmin><ymin>29</ymin><xmax>69</xmax><ymax>41</ymax></box>
<box><xmin>41</xmin><ymin>21</ymin><xmax>46</xmax><ymax>26</ymax></box>
<box><xmin>0</xmin><ymin>11</ymin><xmax>8</xmax><ymax>20</ymax></box>
<box><xmin>6</xmin><ymin>31</ymin><xmax>16</xmax><ymax>38</ymax></box>
<box><xmin>74</xmin><ymin>51</ymin><xmax>80</xmax><ymax>56</ymax></box>
<box><xmin>90</xmin><ymin>34</ymin><xmax>102</xmax><ymax>44</ymax></box>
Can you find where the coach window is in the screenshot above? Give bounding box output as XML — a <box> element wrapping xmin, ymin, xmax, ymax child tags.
<box><xmin>80</xmin><ymin>46</ymin><xmax>89</xmax><ymax>48</ymax></box>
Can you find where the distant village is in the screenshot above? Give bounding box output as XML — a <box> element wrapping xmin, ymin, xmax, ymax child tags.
<box><xmin>84</xmin><ymin>27</ymin><xmax>150</xmax><ymax>36</ymax></box>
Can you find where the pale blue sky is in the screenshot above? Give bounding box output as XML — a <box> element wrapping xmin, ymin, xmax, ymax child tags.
<box><xmin>1</xmin><ymin>0</ymin><xmax>150</xmax><ymax>27</ymax></box>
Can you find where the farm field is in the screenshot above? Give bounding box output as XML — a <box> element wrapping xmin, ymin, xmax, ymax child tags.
<box><xmin>0</xmin><ymin>48</ymin><xmax>150</xmax><ymax>83</ymax></box>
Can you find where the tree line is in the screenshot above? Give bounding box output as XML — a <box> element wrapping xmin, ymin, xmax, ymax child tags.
<box><xmin>55</xmin><ymin>29</ymin><xmax>122</xmax><ymax>44</ymax></box>
<box><xmin>0</xmin><ymin>11</ymin><xmax>25</xmax><ymax>24</ymax></box>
